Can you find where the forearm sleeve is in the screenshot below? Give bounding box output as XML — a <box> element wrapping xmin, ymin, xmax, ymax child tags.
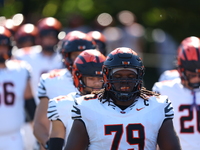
<box><xmin>49</xmin><ymin>138</ymin><xmax>64</xmax><ymax>150</ymax></box>
<box><xmin>25</xmin><ymin>98</ymin><xmax>36</xmax><ymax>121</ymax></box>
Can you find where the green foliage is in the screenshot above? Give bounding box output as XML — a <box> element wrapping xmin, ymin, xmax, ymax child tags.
<box><xmin>0</xmin><ymin>0</ymin><xmax>200</xmax><ymax>42</ymax></box>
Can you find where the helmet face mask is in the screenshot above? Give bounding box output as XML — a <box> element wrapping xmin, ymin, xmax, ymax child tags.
<box><xmin>0</xmin><ymin>26</ymin><xmax>12</xmax><ymax>63</ymax></box>
<box><xmin>181</xmin><ymin>70</ymin><xmax>200</xmax><ymax>89</ymax></box>
<box><xmin>103</xmin><ymin>47</ymin><xmax>144</xmax><ymax>102</ymax></box>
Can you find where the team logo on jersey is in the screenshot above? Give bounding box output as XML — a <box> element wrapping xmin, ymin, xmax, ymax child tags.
<box><xmin>136</xmin><ymin>107</ymin><xmax>145</xmax><ymax>111</ymax></box>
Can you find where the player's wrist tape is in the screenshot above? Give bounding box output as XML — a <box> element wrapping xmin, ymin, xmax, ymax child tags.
<box><xmin>49</xmin><ymin>138</ymin><xmax>64</xmax><ymax>150</ymax></box>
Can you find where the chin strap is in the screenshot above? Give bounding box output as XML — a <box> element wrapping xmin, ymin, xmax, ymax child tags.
<box><xmin>190</xmin><ymin>90</ymin><xmax>199</xmax><ymax>111</ymax></box>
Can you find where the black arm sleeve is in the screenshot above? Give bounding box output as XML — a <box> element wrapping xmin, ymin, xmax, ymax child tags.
<box><xmin>25</xmin><ymin>97</ymin><xmax>36</xmax><ymax>121</ymax></box>
<box><xmin>49</xmin><ymin>138</ymin><xmax>64</xmax><ymax>150</ymax></box>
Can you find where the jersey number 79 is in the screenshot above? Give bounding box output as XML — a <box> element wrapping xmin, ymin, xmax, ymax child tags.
<box><xmin>105</xmin><ymin>123</ymin><xmax>145</xmax><ymax>150</ymax></box>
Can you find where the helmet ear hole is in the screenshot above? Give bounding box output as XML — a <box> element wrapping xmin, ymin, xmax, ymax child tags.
<box><xmin>73</xmin><ymin>71</ymin><xmax>81</xmax><ymax>88</ymax></box>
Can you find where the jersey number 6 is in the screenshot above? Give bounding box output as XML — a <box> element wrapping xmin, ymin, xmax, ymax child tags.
<box><xmin>0</xmin><ymin>82</ymin><xmax>15</xmax><ymax>106</ymax></box>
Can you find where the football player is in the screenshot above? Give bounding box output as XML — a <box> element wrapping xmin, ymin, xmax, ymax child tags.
<box><xmin>33</xmin><ymin>31</ymin><xmax>96</xmax><ymax>149</ymax></box>
<box><xmin>157</xmin><ymin>37</ymin><xmax>195</xmax><ymax>82</ymax></box>
<box><xmin>47</xmin><ymin>49</ymin><xmax>106</xmax><ymax>150</ymax></box>
<box><xmin>153</xmin><ymin>36</ymin><xmax>200</xmax><ymax>150</ymax></box>
<box><xmin>0</xmin><ymin>26</ymin><xmax>36</xmax><ymax>150</ymax></box>
<box><xmin>87</xmin><ymin>31</ymin><xmax>107</xmax><ymax>56</ymax></box>
<box><xmin>13</xmin><ymin>17</ymin><xmax>63</xmax><ymax>105</ymax></box>
<box><xmin>64</xmin><ymin>47</ymin><xmax>181</xmax><ymax>150</ymax></box>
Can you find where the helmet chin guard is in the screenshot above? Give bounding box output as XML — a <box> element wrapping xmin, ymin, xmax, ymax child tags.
<box><xmin>109</xmin><ymin>88</ymin><xmax>140</xmax><ymax>102</ymax></box>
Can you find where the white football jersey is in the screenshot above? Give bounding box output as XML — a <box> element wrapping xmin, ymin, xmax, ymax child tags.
<box><xmin>47</xmin><ymin>92</ymin><xmax>81</xmax><ymax>142</ymax></box>
<box><xmin>12</xmin><ymin>45</ymin><xmax>42</xmax><ymax>57</ymax></box>
<box><xmin>37</xmin><ymin>69</ymin><xmax>77</xmax><ymax>99</ymax></box>
<box><xmin>152</xmin><ymin>78</ymin><xmax>200</xmax><ymax>150</ymax></box>
<box><xmin>14</xmin><ymin>46</ymin><xmax>63</xmax><ymax>104</ymax></box>
<box><xmin>158</xmin><ymin>69</ymin><xmax>179</xmax><ymax>81</ymax></box>
<box><xmin>72</xmin><ymin>94</ymin><xmax>174</xmax><ymax>150</ymax></box>
<box><xmin>0</xmin><ymin>60</ymin><xmax>31</xmax><ymax>135</ymax></box>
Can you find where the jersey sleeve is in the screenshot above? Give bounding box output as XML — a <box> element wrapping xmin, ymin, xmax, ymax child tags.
<box><xmin>37</xmin><ymin>73</ymin><xmax>48</xmax><ymax>99</ymax></box>
<box><xmin>157</xmin><ymin>95</ymin><xmax>174</xmax><ymax>120</ymax></box>
<box><xmin>16</xmin><ymin>60</ymin><xmax>32</xmax><ymax>81</ymax></box>
<box><xmin>23</xmin><ymin>61</ymin><xmax>32</xmax><ymax>80</ymax></box>
<box><xmin>47</xmin><ymin>95</ymin><xmax>75</xmax><ymax>128</ymax></box>
<box><xmin>152</xmin><ymin>82</ymin><xmax>161</xmax><ymax>94</ymax></box>
<box><xmin>47</xmin><ymin>99</ymin><xmax>59</xmax><ymax>121</ymax></box>
<box><xmin>71</xmin><ymin>94</ymin><xmax>97</xmax><ymax>121</ymax></box>
<box><xmin>71</xmin><ymin>98</ymin><xmax>82</xmax><ymax>120</ymax></box>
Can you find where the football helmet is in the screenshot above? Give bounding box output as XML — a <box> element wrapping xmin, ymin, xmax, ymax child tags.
<box><xmin>37</xmin><ymin>17</ymin><xmax>62</xmax><ymax>52</ymax></box>
<box><xmin>37</xmin><ymin>17</ymin><xmax>61</xmax><ymax>37</ymax></box>
<box><xmin>60</xmin><ymin>31</ymin><xmax>96</xmax><ymax>71</ymax></box>
<box><xmin>177</xmin><ymin>36</ymin><xmax>200</xmax><ymax>88</ymax></box>
<box><xmin>15</xmin><ymin>23</ymin><xmax>38</xmax><ymax>48</ymax></box>
<box><xmin>87</xmin><ymin>31</ymin><xmax>107</xmax><ymax>55</ymax></box>
<box><xmin>3</xmin><ymin>19</ymin><xmax>20</xmax><ymax>36</ymax></box>
<box><xmin>0</xmin><ymin>26</ymin><xmax>13</xmax><ymax>62</ymax></box>
<box><xmin>72</xmin><ymin>49</ymin><xmax>106</xmax><ymax>94</ymax></box>
<box><xmin>102</xmin><ymin>47</ymin><xmax>145</xmax><ymax>102</ymax></box>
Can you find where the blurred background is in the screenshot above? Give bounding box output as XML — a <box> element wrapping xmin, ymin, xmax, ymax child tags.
<box><xmin>1</xmin><ymin>0</ymin><xmax>200</xmax><ymax>89</ymax></box>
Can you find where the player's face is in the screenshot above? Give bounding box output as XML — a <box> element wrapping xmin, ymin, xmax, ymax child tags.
<box><xmin>0</xmin><ymin>45</ymin><xmax>9</xmax><ymax>52</ymax></box>
<box><xmin>70</xmin><ymin>51</ymin><xmax>82</xmax><ymax>63</ymax></box>
<box><xmin>185</xmin><ymin>70</ymin><xmax>200</xmax><ymax>83</ymax></box>
<box><xmin>40</xmin><ymin>35</ymin><xmax>58</xmax><ymax>50</ymax></box>
<box><xmin>112</xmin><ymin>70</ymin><xmax>137</xmax><ymax>92</ymax></box>
<box><xmin>82</xmin><ymin>76</ymin><xmax>103</xmax><ymax>94</ymax></box>
<box><xmin>0</xmin><ymin>45</ymin><xmax>9</xmax><ymax>65</ymax></box>
<box><xmin>18</xmin><ymin>41</ymin><xmax>34</xmax><ymax>49</ymax></box>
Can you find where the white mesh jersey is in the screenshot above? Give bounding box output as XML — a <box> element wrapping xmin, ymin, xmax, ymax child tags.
<box><xmin>0</xmin><ymin>60</ymin><xmax>31</xmax><ymax>135</ymax></box>
<box><xmin>158</xmin><ymin>69</ymin><xmax>179</xmax><ymax>82</ymax></box>
<box><xmin>37</xmin><ymin>68</ymin><xmax>77</xmax><ymax>99</ymax></box>
<box><xmin>152</xmin><ymin>78</ymin><xmax>200</xmax><ymax>150</ymax></box>
<box><xmin>72</xmin><ymin>94</ymin><xmax>174</xmax><ymax>150</ymax></box>
<box><xmin>47</xmin><ymin>92</ymin><xmax>81</xmax><ymax>141</ymax></box>
<box><xmin>13</xmin><ymin>46</ymin><xmax>63</xmax><ymax>104</ymax></box>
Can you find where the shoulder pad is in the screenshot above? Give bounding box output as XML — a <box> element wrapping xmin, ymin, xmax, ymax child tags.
<box><xmin>47</xmin><ymin>69</ymin><xmax>66</xmax><ymax>78</ymax></box>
